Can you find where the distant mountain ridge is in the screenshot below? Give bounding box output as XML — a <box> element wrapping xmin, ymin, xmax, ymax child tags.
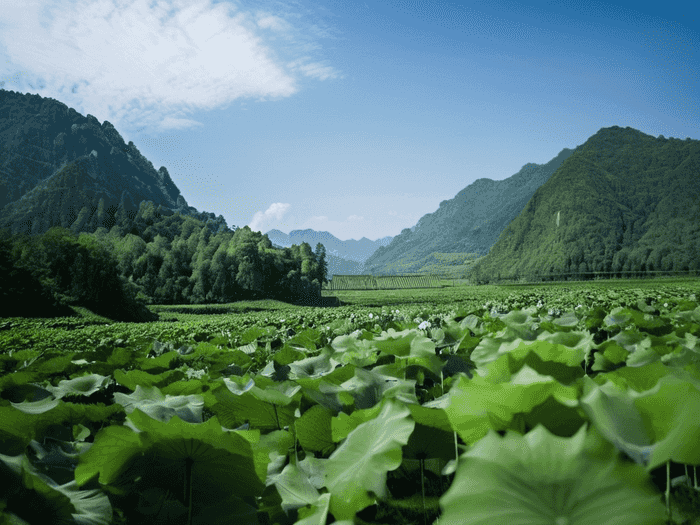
<box><xmin>264</xmin><ymin>228</ymin><xmax>392</xmax><ymax>276</ymax></box>
<box><xmin>471</xmin><ymin>126</ymin><xmax>700</xmax><ymax>281</ymax></box>
<box><xmin>0</xmin><ymin>89</ymin><xmax>223</xmax><ymax>236</ymax></box>
<box><xmin>363</xmin><ymin>147</ymin><xmax>575</xmax><ymax>274</ymax></box>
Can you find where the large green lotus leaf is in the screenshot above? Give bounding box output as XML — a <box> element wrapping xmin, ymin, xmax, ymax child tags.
<box><xmin>368</xmin><ymin>328</ymin><xmax>414</xmax><ymax>356</ymax></box>
<box><xmin>630</xmin><ymin>375</ymin><xmax>700</xmax><ymax>469</ymax></box>
<box><xmin>444</xmin><ymin>365</ymin><xmax>579</xmax><ymax>445</ymax></box>
<box><xmin>599</xmin><ymin>360</ymin><xmax>700</xmax><ymax>393</ymax></box>
<box><xmin>0</xmin><ymin>383</ymin><xmax>54</xmax><ymax>404</ymax></box>
<box><xmin>0</xmin><ymin>402</ymin><xmax>75</xmax><ymax>455</ymax></box>
<box><xmin>580</xmin><ymin>373</ymin><xmax>700</xmax><ymax>469</ymax></box>
<box><xmin>470</xmin><ymin>336</ymin><xmax>531</xmax><ymax>368</ymax></box>
<box><xmin>329</xmin><ymin>335</ymin><xmax>379</xmax><ymax>368</ymax></box>
<box><xmin>270</xmin><ymin>462</ymin><xmax>322</xmax><ymax>513</ymax></box>
<box><xmin>523</xmin><ymin>395</ymin><xmax>589</xmax><ymax>438</ymax></box>
<box><xmin>538</xmin><ymin>329</ymin><xmax>595</xmax><ymax>351</ymax></box>
<box><xmin>322</xmin><ymin>398</ymin><xmax>415</xmax><ymax>520</ymax></box>
<box><xmin>0</xmin><ymin>452</ymin><xmax>112</xmax><ymax>525</ymax></box>
<box><xmin>498</xmin><ymin>308</ymin><xmax>542</xmax><ymax>339</ymax></box>
<box><xmin>212</xmin><ymin>382</ymin><xmax>297</xmax><ymax>430</ymax></box>
<box><xmin>76</xmin><ymin>409</ymin><xmax>266</xmax><ymax>519</ymax></box>
<box><xmin>337</xmin><ymin>367</ymin><xmax>417</xmax><ymax>411</ymax></box>
<box><xmin>112</xmin><ymin>368</ymin><xmax>184</xmax><ymax>390</ymax></box>
<box><xmin>552</xmin><ymin>311</ymin><xmax>582</xmax><ymax>328</ymax></box>
<box><xmin>296</xmin><ymin>405</ymin><xmax>335</xmax><ymax>454</ymax></box>
<box><xmin>579</xmin><ymin>375</ymin><xmax>657</xmax><ymax>466</ymax></box>
<box><xmin>369</xmin><ymin>329</ymin><xmax>443</xmax><ymax>376</ymax></box>
<box><xmin>406</xmin><ymin>402</ymin><xmax>454</xmax><ymax>433</ymax></box>
<box><xmin>480</xmin><ymin>340</ymin><xmax>586</xmax><ymax>385</ymax></box>
<box><xmin>113</xmin><ymin>384</ymin><xmax>204</xmax><ymax>424</ymax></box>
<box><xmin>247</xmin><ymin>379</ymin><xmax>302</xmax><ymax>406</ymax></box>
<box><xmin>332</xmin><ymin>401</ymin><xmax>385</xmax><ymax>443</ymax></box>
<box><xmin>10</xmin><ymin>397</ymin><xmax>60</xmax><ymax>415</ymax></box>
<box><xmin>287</xmin><ymin>352</ymin><xmax>335</xmax><ymax>379</ymax></box>
<box><xmin>32</xmin><ymin>354</ymin><xmax>75</xmax><ymax>376</ymax></box>
<box><xmin>44</xmin><ymin>374</ymin><xmax>112</xmax><ymax>399</ymax></box>
<box><xmin>439</xmin><ymin>424</ymin><xmax>666</xmax><ymax>525</ymax></box>
<box><xmin>286</xmin><ymin>328</ymin><xmax>322</xmax><ymax>351</ymax></box>
<box><xmin>294</xmin><ymin>492</ymin><xmax>331</xmax><ymax>525</ymax></box>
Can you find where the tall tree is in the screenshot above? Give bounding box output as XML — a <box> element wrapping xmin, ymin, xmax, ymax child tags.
<box><xmin>314</xmin><ymin>243</ymin><xmax>328</xmax><ymax>284</ymax></box>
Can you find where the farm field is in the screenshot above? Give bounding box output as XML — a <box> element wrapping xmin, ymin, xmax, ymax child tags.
<box><xmin>1</xmin><ymin>278</ymin><xmax>700</xmax><ymax>525</ymax></box>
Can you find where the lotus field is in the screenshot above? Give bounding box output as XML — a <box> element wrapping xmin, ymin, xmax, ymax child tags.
<box><xmin>325</xmin><ymin>274</ymin><xmax>442</xmax><ymax>290</ymax></box>
<box><xmin>1</xmin><ymin>280</ymin><xmax>700</xmax><ymax>525</ymax></box>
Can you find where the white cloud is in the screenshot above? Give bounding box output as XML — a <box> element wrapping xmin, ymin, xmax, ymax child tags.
<box><xmin>0</xmin><ymin>0</ymin><xmax>340</xmax><ymax>138</ymax></box>
<box><xmin>347</xmin><ymin>214</ymin><xmax>363</xmax><ymax>221</ymax></box>
<box><xmin>287</xmin><ymin>57</ymin><xmax>340</xmax><ymax>81</ymax></box>
<box><xmin>249</xmin><ymin>202</ymin><xmax>291</xmax><ymax>233</ymax></box>
<box><xmin>256</xmin><ymin>14</ymin><xmax>289</xmax><ymax>32</ymax></box>
<box><xmin>160</xmin><ymin>116</ymin><xmax>204</xmax><ymax>131</ymax></box>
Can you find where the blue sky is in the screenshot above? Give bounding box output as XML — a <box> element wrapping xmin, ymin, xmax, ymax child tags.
<box><xmin>1</xmin><ymin>0</ymin><xmax>698</xmax><ymax>241</ymax></box>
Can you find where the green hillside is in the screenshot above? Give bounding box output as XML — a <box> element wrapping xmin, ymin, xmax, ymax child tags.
<box><xmin>363</xmin><ymin>148</ymin><xmax>574</xmax><ymax>275</ymax></box>
<box><xmin>471</xmin><ymin>126</ymin><xmax>700</xmax><ymax>283</ymax></box>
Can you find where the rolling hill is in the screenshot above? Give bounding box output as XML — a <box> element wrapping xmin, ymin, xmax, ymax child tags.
<box><xmin>363</xmin><ymin>147</ymin><xmax>575</xmax><ymax>275</ymax></box>
<box><xmin>0</xmin><ymin>89</ymin><xmax>225</xmax><ymax>235</ymax></box>
<box><xmin>471</xmin><ymin>126</ymin><xmax>700</xmax><ymax>282</ymax></box>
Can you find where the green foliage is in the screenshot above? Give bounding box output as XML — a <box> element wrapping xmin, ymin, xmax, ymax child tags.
<box><xmin>1</xmin><ymin>281</ymin><xmax>699</xmax><ymax>524</ymax></box>
<box><xmin>0</xmin><ymin>226</ymin><xmax>155</xmax><ymax>322</ymax></box>
<box><xmin>471</xmin><ymin>127</ymin><xmax>700</xmax><ymax>284</ymax></box>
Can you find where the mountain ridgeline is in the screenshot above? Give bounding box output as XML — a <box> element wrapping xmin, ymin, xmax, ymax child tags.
<box><xmin>0</xmin><ymin>89</ymin><xmax>332</xmax><ymax>320</ymax></box>
<box><xmin>363</xmin><ymin>147</ymin><xmax>575</xmax><ymax>275</ymax></box>
<box><xmin>265</xmin><ymin>228</ymin><xmax>392</xmax><ymax>276</ymax></box>
<box><xmin>1</xmin><ymin>88</ymin><xmax>698</xmax><ymax>322</ymax></box>
<box><xmin>471</xmin><ymin>127</ymin><xmax>700</xmax><ymax>282</ymax></box>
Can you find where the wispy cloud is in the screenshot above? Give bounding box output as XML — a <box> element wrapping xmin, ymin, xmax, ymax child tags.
<box><xmin>0</xmin><ymin>0</ymin><xmax>340</xmax><ymax>141</ymax></box>
<box><xmin>249</xmin><ymin>202</ymin><xmax>291</xmax><ymax>233</ymax></box>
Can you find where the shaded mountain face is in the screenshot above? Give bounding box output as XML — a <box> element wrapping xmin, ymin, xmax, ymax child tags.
<box><xmin>265</xmin><ymin>228</ymin><xmax>392</xmax><ymax>264</ymax></box>
<box><xmin>363</xmin><ymin>147</ymin><xmax>575</xmax><ymax>274</ymax></box>
<box><xmin>0</xmin><ymin>89</ymin><xmax>195</xmax><ymax>235</ymax></box>
<box><xmin>472</xmin><ymin>126</ymin><xmax>700</xmax><ymax>281</ymax></box>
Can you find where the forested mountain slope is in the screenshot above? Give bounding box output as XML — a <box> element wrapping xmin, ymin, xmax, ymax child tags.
<box><xmin>471</xmin><ymin>126</ymin><xmax>700</xmax><ymax>282</ymax></box>
<box><xmin>0</xmin><ymin>90</ymin><xmax>331</xmax><ymax>319</ymax></box>
<box><xmin>0</xmin><ymin>89</ymin><xmax>228</xmax><ymax>235</ymax></box>
<box><xmin>363</xmin><ymin>147</ymin><xmax>574</xmax><ymax>275</ymax></box>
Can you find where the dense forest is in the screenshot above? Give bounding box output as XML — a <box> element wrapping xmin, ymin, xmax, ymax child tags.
<box><xmin>0</xmin><ymin>89</ymin><xmax>332</xmax><ymax>321</ymax></box>
<box><xmin>471</xmin><ymin>127</ymin><xmax>700</xmax><ymax>283</ymax></box>
<box><xmin>0</xmin><ymin>199</ymin><xmax>329</xmax><ymax>321</ymax></box>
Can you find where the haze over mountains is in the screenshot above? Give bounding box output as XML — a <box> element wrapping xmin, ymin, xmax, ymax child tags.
<box><xmin>264</xmin><ymin>228</ymin><xmax>392</xmax><ymax>277</ymax></box>
<box><xmin>2</xmin><ymin>89</ymin><xmax>698</xmax><ymax>285</ymax></box>
<box><xmin>363</xmin><ymin>147</ymin><xmax>575</xmax><ymax>275</ymax></box>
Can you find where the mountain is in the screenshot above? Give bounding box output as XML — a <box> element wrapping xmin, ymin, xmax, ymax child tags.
<box><xmin>0</xmin><ymin>89</ymin><xmax>219</xmax><ymax>236</ymax></box>
<box><xmin>363</xmin><ymin>147</ymin><xmax>575</xmax><ymax>275</ymax></box>
<box><xmin>265</xmin><ymin>228</ymin><xmax>393</xmax><ymax>276</ymax></box>
<box><xmin>471</xmin><ymin>126</ymin><xmax>700</xmax><ymax>282</ymax></box>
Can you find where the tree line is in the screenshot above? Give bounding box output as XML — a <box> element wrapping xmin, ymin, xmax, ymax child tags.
<box><xmin>1</xmin><ymin>200</ymin><xmax>329</xmax><ymax>321</ymax></box>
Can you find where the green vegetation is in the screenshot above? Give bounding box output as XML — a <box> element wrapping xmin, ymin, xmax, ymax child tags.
<box><xmin>364</xmin><ymin>251</ymin><xmax>482</xmax><ymax>278</ymax></box>
<box><xmin>363</xmin><ymin>148</ymin><xmax>575</xmax><ymax>276</ymax></box>
<box><xmin>325</xmin><ymin>274</ymin><xmax>442</xmax><ymax>290</ymax></box>
<box><xmin>1</xmin><ymin>279</ymin><xmax>699</xmax><ymax>524</ymax></box>
<box><xmin>0</xmin><ymin>201</ymin><xmax>332</xmax><ymax>320</ymax></box>
<box><xmin>471</xmin><ymin>127</ymin><xmax>700</xmax><ymax>284</ymax></box>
